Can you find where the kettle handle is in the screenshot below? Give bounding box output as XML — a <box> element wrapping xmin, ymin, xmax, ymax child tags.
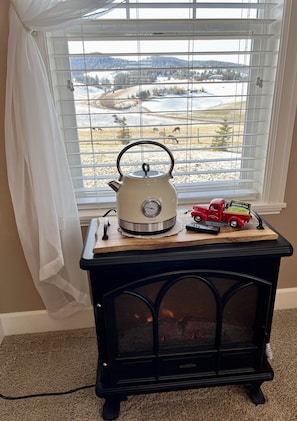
<box><xmin>116</xmin><ymin>140</ymin><xmax>175</xmax><ymax>181</ymax></box>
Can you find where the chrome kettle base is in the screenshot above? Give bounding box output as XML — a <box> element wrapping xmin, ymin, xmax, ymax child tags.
<box><xmin>119</xmin><ymin>216</ymin><xmax>176</xmax><ymax>236</ymax></box>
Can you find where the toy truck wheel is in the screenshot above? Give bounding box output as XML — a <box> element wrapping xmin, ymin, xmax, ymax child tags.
<box><xmin>194</xmin><ymin>215</ymin><xmax>202</xmax><ymax>223</ymax></box>
<box><xmin>229</xmin><ymin>219</ymin><xmax>239</xmax><ymax>228</ymax></box>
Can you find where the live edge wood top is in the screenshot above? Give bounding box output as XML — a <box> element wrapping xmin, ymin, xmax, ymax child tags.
<box><xmin>92</xmin><ymin>214</ymin><xmax>278</xmax><ymax>254</ymax></box>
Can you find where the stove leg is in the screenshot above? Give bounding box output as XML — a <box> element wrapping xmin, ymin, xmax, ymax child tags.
<box><xmin>102</xmin><ymin>396</ymin><xmax>127</xmax><ymax>421</ymax></box>
<box><xmin>246</xmin><ymin>382</ymin><xmax>266</xmax><ymax>405</ymax></box>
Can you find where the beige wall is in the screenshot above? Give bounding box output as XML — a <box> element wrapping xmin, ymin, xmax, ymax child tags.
<box><xmin>0</xmin><ymin>0</ymin><xmax>296</xmax><ymax>314</ymax></box>
<box><xmin>0</xmin><ymin>0</ymin><xmax>44</xmax><ymax>313</ymax></box>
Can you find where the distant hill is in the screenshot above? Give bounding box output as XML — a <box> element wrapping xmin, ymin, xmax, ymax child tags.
<box><xmin>70</xmin><ymin>55</ymin><xmax>240</xmax><ymax>72</ymax></box>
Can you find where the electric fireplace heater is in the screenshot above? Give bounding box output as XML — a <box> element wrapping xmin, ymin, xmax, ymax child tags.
<box><xmin>80</xmin><ymin>219</ymin><xmax>293</xmax><ymax>421</ymax></box>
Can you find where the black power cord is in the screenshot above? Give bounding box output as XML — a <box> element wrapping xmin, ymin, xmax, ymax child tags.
<box><xmin>0</xmin><ymin>384</ymin><xmax>95</xmax><ymax>400</ymax></box>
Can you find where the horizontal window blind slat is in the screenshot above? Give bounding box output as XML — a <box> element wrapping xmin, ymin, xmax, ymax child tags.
<box><xmin>57</xmin><ymin>18</ymin><xmax>277</xmax><ymax>38</ymax></box>
<box><xmin>109</xmin><ymin>2</ymin><xmax>277</xmax><ymax>10</ymax></box>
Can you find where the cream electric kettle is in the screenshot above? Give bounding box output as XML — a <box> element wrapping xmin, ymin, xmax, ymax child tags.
<box><xmin>108</xmin><ymin>140</ymin><xmax>177</xmax><ymax>235</ymax></box>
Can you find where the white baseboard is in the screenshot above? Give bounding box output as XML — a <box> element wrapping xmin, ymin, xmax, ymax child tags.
<box><xmin>0</xmin><ymin>318</ymin><xmax>4</xmax><ymax>345</ymax></box>
<box><xmin>274</xmin><ymin>287</ymin><xmax>297</xmax><ymax>310</ymax></box>
<box><xmin>0</xmin><ymin>306</ymin><xmax>95</xmax><ymax>344</ymax></box>
<box><xmin>0</xmin><ymin>288</ymin><xmax>296</xmax><ymax>344</ymax></box>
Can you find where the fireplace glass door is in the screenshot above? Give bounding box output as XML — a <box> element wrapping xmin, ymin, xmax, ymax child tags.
<box><xmin>104</xmin><ymin>270</ymin><xmax>271</xmax><ymax>385</ymax></box>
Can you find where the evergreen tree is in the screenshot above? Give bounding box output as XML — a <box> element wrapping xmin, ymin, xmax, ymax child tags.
<box><xmin>113</xmin><ymin>115</ymin><xmax>130</xmax><ymax>144</ymax></box>
<box><xmin>212</xmin><ymin>116</ymin><xmax>233</xmax><ymax>151</ymax></box>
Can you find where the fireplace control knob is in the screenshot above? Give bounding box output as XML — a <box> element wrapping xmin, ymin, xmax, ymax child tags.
<box><xmin>103</xmin><ymin>362</ymin><xmax>108</xmax><ymax>367</ymax></box>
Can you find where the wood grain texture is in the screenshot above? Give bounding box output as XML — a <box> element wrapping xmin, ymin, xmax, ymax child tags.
<box><xmin>92</xmin><ymin>214</ymin><xmax>278</xmax><ymax>254</ymax></box>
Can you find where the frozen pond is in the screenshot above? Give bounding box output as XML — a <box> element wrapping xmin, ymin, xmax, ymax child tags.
<box><xmin>144</xmin><ymin>82</ymin><xmax>247</xmax><ymax>112</ymax></box>
<box><xmin>144</xmin><ymin>93</ymin><xmax>222</xmax><ymax>112</ymax></box>
<box><xmin>74</xmin><ymin>82</ymin><xmax>247</xmax><ymax>128</ymax></box>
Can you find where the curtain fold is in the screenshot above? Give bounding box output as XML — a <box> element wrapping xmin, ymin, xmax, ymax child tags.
<box><xmin>5</xmin><ymin>0</ymin><xmax>116</xmax><ymax>318</ymax></box>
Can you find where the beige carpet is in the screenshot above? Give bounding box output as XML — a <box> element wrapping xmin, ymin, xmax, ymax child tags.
<box><xmin>0</xmin><ymin>309</ymin><xmax>296</xmax><ymax>421</ymax></box>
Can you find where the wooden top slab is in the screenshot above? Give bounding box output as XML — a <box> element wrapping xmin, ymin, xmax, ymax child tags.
<box><xmin>92</xmin><ymin>214</ymin><xmax>278</xmax><ymax>254</ymax></box>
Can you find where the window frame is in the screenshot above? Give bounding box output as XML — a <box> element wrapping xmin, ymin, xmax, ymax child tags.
<box><xmin>38</xmin><ymin>0</ymin><xmax>297</xmax><ymax>224</ymax></box>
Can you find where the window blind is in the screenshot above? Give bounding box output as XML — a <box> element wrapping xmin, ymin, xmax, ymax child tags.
<box><xmin>47</xmin><ymin>0</ymin><xmax>284</xmax><ymax>207</ymax></box>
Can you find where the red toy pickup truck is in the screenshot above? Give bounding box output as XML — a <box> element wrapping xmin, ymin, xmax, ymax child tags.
<box><xmin>191</xmin><ymin>198</ymin><xmax>252</xmax><ymax>228</ymax></box>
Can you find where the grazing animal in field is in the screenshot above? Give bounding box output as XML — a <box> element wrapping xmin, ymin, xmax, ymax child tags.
<box><xmin>153</xmin><ymin>127</ymin><xmax>159</xmax><ymax>134</ymax></box>
<box><xmin>167</xmin><ymin>134</ymin><xmax>179</xmax><ymax>144</ymax></box>
<box><xmin>172</xmin><ymin>127</ymin><xmax>180</xmax><ymax>134</ymax></box>
<box><xmin>92</xmin><ymin>127</ymin><xmax>103</xmax><ymax>131</ymax></box>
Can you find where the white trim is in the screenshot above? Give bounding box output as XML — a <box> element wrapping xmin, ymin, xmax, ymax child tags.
<box><xmin>274</xmin><ymin>287</ymin><xmax>297</xmax><ymax>310</ymax></box>
<box><xmin>0</xmin><ymin>288</ymin><xmax>296</xmax><ymax>340</ymax></box>
<box><xmin>0</xmin><ymin>318</ymin><xmax>4</xmax><ymax>346</ymax></box>
<box><xmin>263</xmin><ymin>0</ymin><xmax>297</xmax><ymax>206</ymax></box>
<box><xmin>0</xmin><ymin>306</ymin><xmax>95</xmax><ymax>339</ymax></box>
<box><xmin>79</xmin><ymin>202</ymin><xmax>288</xmax><ymax>226</ymax></box>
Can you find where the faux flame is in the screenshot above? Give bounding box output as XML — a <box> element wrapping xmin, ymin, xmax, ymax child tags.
<box><xmin>134</xmin><ymin>308</ymin><xmax>175</xmax><ymax>323</ymax></box>
<box><xmin>147</xmin><ymin>308</ymin><xmax>174</xmax><ymax>323</ymax></box>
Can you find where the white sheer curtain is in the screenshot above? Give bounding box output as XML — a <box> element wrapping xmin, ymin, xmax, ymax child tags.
<box><xmin>5</xmin><ymin>0</ymin><xmax>116</xmax><ymax>318</ymax></box>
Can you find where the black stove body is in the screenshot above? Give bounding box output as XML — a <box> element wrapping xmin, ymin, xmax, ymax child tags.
<box><xmin>80</xmin><ymin>219</ymin><xmax>293</xmax><ymax>420</ymax></box>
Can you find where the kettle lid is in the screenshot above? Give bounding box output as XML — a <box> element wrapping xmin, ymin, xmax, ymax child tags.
<box><xmin>131</xmin><ymin>162</ymin><xmax>163</xmax><ymax>178</ymax></box>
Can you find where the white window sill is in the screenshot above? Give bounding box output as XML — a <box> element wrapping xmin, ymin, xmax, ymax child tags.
<box><xmin>79</xmin><ymin>201</ymin><xmax>287</xmax><ymax>226</ymax></box>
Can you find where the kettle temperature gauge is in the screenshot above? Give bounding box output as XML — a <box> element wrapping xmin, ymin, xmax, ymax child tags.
<box><xmin>141</xmin><ymin>198</ymin><xmax>162</xmax><ymax>218</ymax></box>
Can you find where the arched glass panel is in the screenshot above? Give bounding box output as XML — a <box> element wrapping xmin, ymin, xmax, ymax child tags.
<box><xmin>222</xmin><ymin>284</ymin><xmax>258</xmax><ymax>345</ymax></box>
<box><xmin>114</xmin><ymin>293</ymin><xmax>153</xmax><ymax>354</ymax></box>
<box><xmin>159</xmin><ymin>276</ymin><xmax>217</xmax><ymax>351</ymax></box>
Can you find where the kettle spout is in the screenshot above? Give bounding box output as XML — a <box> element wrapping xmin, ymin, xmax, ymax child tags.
<box><xmin>108</xmin><ymin>180</ymin><xmax>121</xmax><ymax>193</ymax></box>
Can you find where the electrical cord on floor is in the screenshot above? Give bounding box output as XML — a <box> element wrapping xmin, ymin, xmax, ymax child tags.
<box><xmin>0</xmin><ymin>384</ymin><xmax>95</xmax><ymax>400</ymax></box>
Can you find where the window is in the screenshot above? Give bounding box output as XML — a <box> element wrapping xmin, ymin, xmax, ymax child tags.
<box><xmin>45</xmin><ymin>0</ymin><xmax>296</xmax><ymax>218</ymax></box>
